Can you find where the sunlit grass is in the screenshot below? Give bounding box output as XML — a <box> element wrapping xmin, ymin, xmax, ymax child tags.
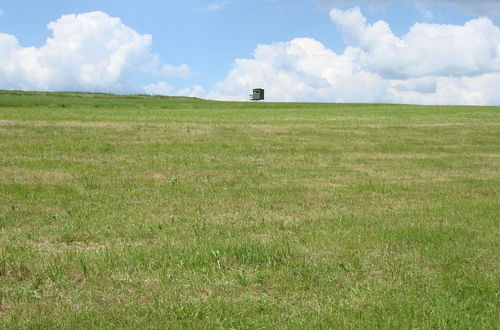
<box><xmin>1</xmin><ymin>91</ymin><xmax>499</xmax><ymax>328</ymax></box>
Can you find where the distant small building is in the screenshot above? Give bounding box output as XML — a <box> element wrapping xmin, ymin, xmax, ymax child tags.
<box><xmin>249</xmin><ymin>88</ymin><xmax>264</xmax><ymax>101</ymax></box>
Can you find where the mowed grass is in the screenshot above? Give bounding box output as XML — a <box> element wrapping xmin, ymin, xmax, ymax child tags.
<box><xmin>0</xmin><ymin>91</ymin><xmax>499</xmax><ymax>328</ymax></box>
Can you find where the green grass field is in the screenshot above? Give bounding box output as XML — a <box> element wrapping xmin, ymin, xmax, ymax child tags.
<box><xmin>1</xmin><ymin>91</ymin><xmax>499</xmax><ymax>328</ymax></box>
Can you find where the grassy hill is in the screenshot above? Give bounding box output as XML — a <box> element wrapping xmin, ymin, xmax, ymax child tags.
<box><xmin>1</xmin><ymin>91</ymin><xmax>499</xmax><ymax>328</ymax></box>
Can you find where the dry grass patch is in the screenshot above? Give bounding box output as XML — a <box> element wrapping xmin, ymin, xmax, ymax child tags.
<box><xmin>0</xmin><ymin>168</ymin><xmax>75</xmax><ymax>185</ymax></box>
<box><xmin>0</xmin><ymin>119</ymin><xmax>133</xmax><ymax>129</ymax></box>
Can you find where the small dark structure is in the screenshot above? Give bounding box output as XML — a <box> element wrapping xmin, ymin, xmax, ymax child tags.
<box><xmin>249</xmin><ymin>88</ymin><xmax>264</xmax><ymax>101</ymax></box>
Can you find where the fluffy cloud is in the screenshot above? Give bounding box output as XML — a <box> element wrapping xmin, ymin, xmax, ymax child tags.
<box><xmin>176</xmin><ymin>85</ymin><xmax>206</xmax><ymax>98</ymax></box>
<box><xmin>144</xmin><ymin>82</ymin><xmax>205</xmax><ymax>98</ymax></box>
<box><xmin>331</xmin><ymin>7</ymin><xmax>500</xmax><ymax>79</ymax></box>
<box><xmin>209</xmin><ymin>38</ymin><xmax>389</xmax><ymax>102</ymax></box>
<box><xmin>0</xmin><ymin>11</ymin><xmax>189</xmax><ymax>93</ymax></box>
<box><xmin>210</xmin><ymin>7</ymin><xmax>500</xmax><ymax>105</ymax></box>
<box><xmin>144</xmin><ymin>81</ymin><xmax>173</xmax><ymax>95</ymax></box>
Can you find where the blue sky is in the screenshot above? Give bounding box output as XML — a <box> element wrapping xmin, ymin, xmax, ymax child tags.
<box><xmin>0</xmin><ymin>0</ymin><xmax>499</xmax><ymax>104</ymax></box>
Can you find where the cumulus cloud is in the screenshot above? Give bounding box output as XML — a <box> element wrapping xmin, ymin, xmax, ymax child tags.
<box><xmin>209</xmin><ymin>38</ymin><xmax>388</xmax><ymax>102</ymax></box>
<box><xmin>176</xmin><ymin>85</ymin><xmax>206</xmax><ymax>98</ymax></box>
<box><xmin>331</xmin><ymin>7</ymin><xmax>500</xmax><ymax>79</ymax></box>
<box><xmin>210</xmin><ymin>7</ymin><xmax>500</xmax><ymax>105</ymax></box>
<box><xmin>0</xmin><ymin>11</ymin><xmax>190</xmax><ymax>93</ymax></box>
<box><xmin>143</xmin><ymin>80</ymin><xmax>206</xmax><ymax>98</ymax></box>
<box><xmin>144</xmin><ymin>82</ymin><xmax>205</xmax><ymax>98</ymax></box>
<box><xmin>0</xmin><ymin>11</ymin><xmax>154</xmax><ymax>92</ymax></box>
<box><xmin>144</xmin><ymin>81</ymin><xmax>173</xmax><ymax>95</ymax></box>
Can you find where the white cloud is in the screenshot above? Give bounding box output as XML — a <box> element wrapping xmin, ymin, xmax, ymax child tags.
<box><xmin>0</xmin><ymin>8</ymin><xmax>4</xmax><ymax>16</ymax></box>
<box><xmin>0</xmin><ymin>11</ymin><xmax>186</xmax><ymax>93</ymax></box>
<box><xmin>209</xmin><ymin>37</ymin><xmax>389</xmax><ymax>102</ymax></box>
<box><xmin>330</xmin><ymin>7</ymin><xmax>500</xmax><ymax>79</ymax></box>
<box><xmin>176</xmin><ymin>85</ymin><xmax>206</xmax><ymax>98</ymax></box>
<box><xmin>389</xmin><ymin>73</ymin><xmax>500</xmax><ymax>105</ymax></box>
<box><xmin>153</xmin><ymin>63</ymin><xmax>194</xmax><ymax>79</ymax></box>
<box><xmin>144</xmin><ymin>82</ymin><xmax>206</xmax><ymax>98</ymax></box>
<box><xmin>210</xmin><ymin>7</ymin><xmax>500</xmax><ymax>105</ymax></box>
<box><xmin>144</xmin><ymin>81</ymin><xmax>173</xmax><ymax>95</ymax></box>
